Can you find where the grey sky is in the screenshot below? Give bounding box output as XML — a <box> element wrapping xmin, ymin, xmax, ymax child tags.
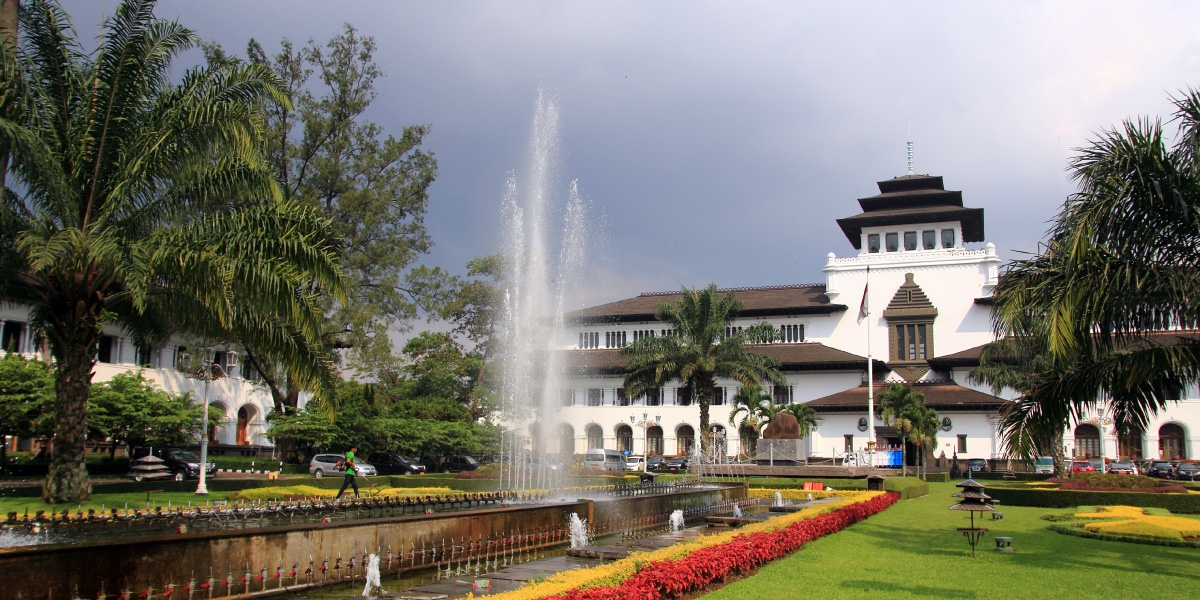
<box><xmin>60</xmin><ymin>1</ymin><xmax>1200</xmax><ymax>310</ymax></box>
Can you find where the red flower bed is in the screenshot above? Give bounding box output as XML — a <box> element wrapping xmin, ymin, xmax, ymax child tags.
<box><xmin>542</xmin><ymin>492</ymin><xmax>899</xmax><ymax>600</ymax></box>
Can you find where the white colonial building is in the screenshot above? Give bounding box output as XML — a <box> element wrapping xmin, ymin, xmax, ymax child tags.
<box><xmin>553</xmin><ymin>173</ymin><xmax>1200</xmax><ymax>465</ymax></box>
<box><xmin>0</xmin><ymin>307</ymin><xmax>288</xmax><ymax>454</ymax></box>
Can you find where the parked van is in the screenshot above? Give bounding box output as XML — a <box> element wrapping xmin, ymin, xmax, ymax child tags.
<box><xmin>1034</xmin><ymin>456</ymin><xmax>1054</xmax><ymax>474</ymax></box>
<box><xmin>582</xmin><ymin>449</ymin><xmax>626</xmax><ymax>471</ymax></box>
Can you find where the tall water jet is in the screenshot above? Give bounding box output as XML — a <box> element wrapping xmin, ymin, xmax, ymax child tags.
<box><xmin>496</xmin><ymin>87</ymin><xmax>590</xmax><ymax>492</ymax></box>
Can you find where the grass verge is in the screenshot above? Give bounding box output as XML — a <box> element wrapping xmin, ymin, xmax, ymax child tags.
<box><xmin>702</xmin><ymin>481</ymin><xmax>1200</xmax><ymax>599</ymax></box>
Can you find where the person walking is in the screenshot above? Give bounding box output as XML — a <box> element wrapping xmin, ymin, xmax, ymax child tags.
<box><xmin>336</xmin><ymin>445</ymin><xmax>360</xmax><ymax>500</ymax></box>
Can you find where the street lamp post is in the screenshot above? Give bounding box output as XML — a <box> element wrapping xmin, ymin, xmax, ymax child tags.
<box><xmin>630</xmin><ymin>413</ymin><xmax>660</xmax><ymax>474</ymax></box>
<box><xmin>178</xmin><ymin>347</ymin><xmax>236</xmax><ymax>495</ymax></box>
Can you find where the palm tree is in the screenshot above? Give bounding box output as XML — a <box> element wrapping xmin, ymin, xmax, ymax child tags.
<box><xmin>729</xmin><ymin>383</ymin><xmax>771</xmax><ymax>458</ymax></box>
<box><xmin>0</xmin><ymin>0</ymin><xmax>345</xmax><ymax>502</ymax></box>
<box><xmin>876</xmin><ymin>383</ymin><xmax>928</xmax><ymax>477</ymax></box>
<box><xmin>777</xmin><ymin>402</ymin><xmax>819</xmax><ymax>440</ymax></box>
<box><xmin>908</xmin><ymin>404</ymin><xmax>939</xmax><ymax>480</ymax></box>
<box><xmin>622</xmin><ymin>284</ymin><xmax>784</xmax><ymax>455</ymax></box>
<box><xmin>985</xmin><ymin>88</ymin><xmax>1200</xmax><ymax>477</ymax></box>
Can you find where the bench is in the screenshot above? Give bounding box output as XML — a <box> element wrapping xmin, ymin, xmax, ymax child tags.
<box><xmin>991</xmin><ymin>512</ymin><xmax>1004</xmax><ymax>520</ymax></box>
<box><xmin>994</xmin><ymin>536</ymin><xmax>1013</xmax><ymax>552</ymax></box>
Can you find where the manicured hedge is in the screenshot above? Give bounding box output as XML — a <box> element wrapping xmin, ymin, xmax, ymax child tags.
<box><xmin>968</xmin><ymin>472</ymin><xmax>1053</xmax><ymax>481</ymax></box>
<box><xmin>921</xmin><ymin>473</ymin><xmax>949</xmax><ymax>483</ymax></box>
<box><xmin>883</xmin><ymin>478</ymin><xmax>929</xmax><ymax>500</ymax></box>
<box><xmin>988</xmin><ymin>487</ymin><xmax>1200</xmax><ymax>513</ymax></box>
<box><xmin>1047</xmin><ymin>523</ymin><xmax>1200</xmax><ymax>549</ymax></box>
<box><xmin>741</xmin><ymin>477</ymin><xmax>927</xmax><ymax>499</ymax></box>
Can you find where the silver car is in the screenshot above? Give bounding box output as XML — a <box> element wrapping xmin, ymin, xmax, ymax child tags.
<box><xmin>308</xmin><ymin>453</ymin><xmax>376</xmax><ymax>478</ymax></box>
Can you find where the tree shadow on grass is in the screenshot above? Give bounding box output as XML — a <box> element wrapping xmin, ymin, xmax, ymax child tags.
<box><xmin>838</xmin><ymin>579</ymin><xmax>978</xmax><ymax>598</ymax></box>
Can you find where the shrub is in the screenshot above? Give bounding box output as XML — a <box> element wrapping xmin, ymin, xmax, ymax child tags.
<box><xmin>921</xmin><ymin>472</ymin><xmax>949</xmax><ymax>483</ymax></box>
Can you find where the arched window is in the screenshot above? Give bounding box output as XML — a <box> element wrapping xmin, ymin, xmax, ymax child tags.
<box><xmin>559</xmin><ymin>424</ymin><xmax>575</xmax><ymax>455</ymax></box>
<box><xmin>237</xmin><ymin>405</ymin><xmax>258</xmax><ymax>446</ymax></box>
<box><xmin>1118</xmin><ymin>429</ymin><xmax>1143</xmax><ymax>461</ymax></box>
<box><xmin>647</xmin><ymin>426</ymin><xmax>664</xmax><ymax>456</ymax></box>
<box><xmin>676</xmin><ymin>425</ymin><xmax>695</xmax><ymax>456</ymax></box>
<box><xmin>1073</xmin><ymin>424</ymin><xmax>1100</xmax><ymax>458</ymax></box>
<box><xmin>616</xmin><ymin>425</ymin><xmax>633</xmax><ymax>453</ymax></box>
<box><xmin>586</xmin><ymin>425</ymin><xmax>603</xmax><ymax>450</ymax></box>
<box><xmin>1159</xmin><ymin>423</ymin><xmax>1187</xmax><ymax>459</ymax></box>
<box><xmin>709</xmin><ymin>424</ymin><xmax>728</xmax><ymax>458</ymax></box>
<box><xmin>208</xmin><ymin>401</ymin><xmax>228</xmax><ymax>444</ymax></box>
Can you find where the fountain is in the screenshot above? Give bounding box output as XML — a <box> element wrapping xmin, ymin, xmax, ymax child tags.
<box><xmin>775</xmin><ymin>491</ymin><xmax>784</xmax><ymax>507</ymax></box>
<box><xmin>669</xmin><ymin>509</ymin><xmax>685</xmax><ymax>533</ymax></box>
<box><xmin>733</xmin><ymin>504</ymin><xmax>743</xmax><ymax>518</ymax></box>
<box><xmin>0</xmin><ymin>88</ymin><xmax>751</xmax><ymax>600</ymax></box>
<box><xmin>569</xmin><ymin>513</ymin><xmax>589</xmax><ymax>548</ymax></box>
<box><xmin>495</xmin><ymin>86</ymin><xmax>590</xmax><ymax>492</ymax></box>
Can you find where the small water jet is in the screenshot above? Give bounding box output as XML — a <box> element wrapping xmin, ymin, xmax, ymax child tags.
<box><xmin>775</xmin><ymin>491</ymin><xmax>784</xmax><ymax>507</ymax></box>
<box><xmin>732</xmin><ymin>504</ymin><xmax>743</xmax><ymax>518</ymax></box>
<box><xmin>362</xmin><ymin>553</ymin><xmax>381</xmax><ymax>597</ymax></box>
<box><xmin>669</xmin><ymin>510</ymin><xmax>685</xmax><ymax>533</ymax></box>
<box><xmin>568</xmin><ymin>513</ymin><xmax>589</xmax><ymax>548</ymax></box>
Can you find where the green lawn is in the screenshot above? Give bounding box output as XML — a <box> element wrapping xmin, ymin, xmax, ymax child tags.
<box><xmin>0</xmin><ymin>490</ymin><xmax>234</xmax><ymax>516</ymax></box>
<box><xmin>704</xmin><ymin>481</ymin><xmax>1200</xmax><ymax>599</ymax></box>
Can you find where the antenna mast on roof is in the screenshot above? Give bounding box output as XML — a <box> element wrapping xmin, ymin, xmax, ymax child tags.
<box><xmin>906</xmin><ymin>125</ymin><xmax>914</xmax><ymax>175</ymax></box>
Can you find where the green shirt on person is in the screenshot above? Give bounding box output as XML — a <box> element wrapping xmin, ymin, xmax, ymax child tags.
<box><xmin>344</xmin><ymin>450</ymin><xmax>356</xmax><ymax>475</ymax></box>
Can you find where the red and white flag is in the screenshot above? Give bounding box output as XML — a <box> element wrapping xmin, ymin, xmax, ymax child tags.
<box><xmin>857</xmin><ymin>267</ymin><xmax>869</xmax><ymax>324</ymax></box>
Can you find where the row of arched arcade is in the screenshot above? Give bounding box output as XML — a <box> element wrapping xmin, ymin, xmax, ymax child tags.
<box><xmin>203</xmin><ymin>402</ymin><xmax>267</xmax><ymax>447</ymax></box>
<box><xmin>1071</xmin><ymin>422</ymin><xmax>1190</xmax><ymax>460</ymax></box>
<box><xmin>549</xmin><ymin>423</ymin><xmax>740</xmax><ymax>457</ymax></box>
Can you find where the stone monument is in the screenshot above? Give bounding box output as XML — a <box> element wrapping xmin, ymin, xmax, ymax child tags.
<box><xmin>756</xmin><ymin>413</ymin><xmax>808</xmax><ymax>466</ymax></box>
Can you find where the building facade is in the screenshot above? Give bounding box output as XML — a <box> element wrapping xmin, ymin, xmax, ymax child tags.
<box><xmin>1</xmin><ymin>303</ymin><xmax>288</xmax><ymax>454</ymax></box>
<box><xmin>555</xmin><ymin>173</ymin><xmax>1200</xmax><ymax>464</ymax></box>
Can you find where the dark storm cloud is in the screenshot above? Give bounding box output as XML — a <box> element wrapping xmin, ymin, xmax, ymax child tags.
<box><xmin>59</xmin><ymin>1</ymin><xmax>1200</xmax><ymax>307</ymax></box>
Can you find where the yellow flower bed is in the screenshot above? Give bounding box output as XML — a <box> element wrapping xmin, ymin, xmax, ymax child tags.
<box><xmin>749</xmin><ymin>488</ymin><xmax>866</xmax><ymax>500</ymax></box>
<box><xmin>229</xmin><ymin>485</ymin><xmax>455</xmax><ymax>501</ymax></box>
<box><xmin>1074</xmin><ymin>505</ymin><xmax>1146</xmax><ymax>519</ymax></box>
<box><xmin>1074</xmin><ymin>505</ymin><xmax>1200</xmax><ymax>541</ymax></box>
<box><xmin>477</xmin><ymin>491</ymin><xmax>881</xmax><ymax>600</ymax></box>
<box><xmin>1025</xmin><ymin>481</ymin><xmax>1058</xmax><ymax>487</ymax></box>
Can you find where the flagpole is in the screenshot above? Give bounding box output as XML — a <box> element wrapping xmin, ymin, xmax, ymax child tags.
<box><xmin>866</xmin><ymin>266</ymin><xmax>875</xmax><ymax>468</ymax></box>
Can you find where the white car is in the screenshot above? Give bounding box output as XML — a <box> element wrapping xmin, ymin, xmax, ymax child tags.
<box><xmin>308</xmin><ymin>453</ymin><xmax>377</xmax><ymax>478</ymax></box>
<box><xmin>625</xmin><ymin>456</ymin><xmax>646</xmax><ymax>471</ymax></box>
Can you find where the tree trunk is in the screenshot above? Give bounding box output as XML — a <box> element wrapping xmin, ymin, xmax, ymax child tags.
<box><xmin>901</xmin><ymin>438</ymin><xmax>907</xmax><ymax>478</ymax></box>
<box><xmin>42</xmin><ymin>336</ymin><xmax>97</xmax><ymax>503</ymax></box>
<box><xmin>1052</xmin><ymin>430</ymin><xmax>1068</xmax><ymax>478</ymax></box>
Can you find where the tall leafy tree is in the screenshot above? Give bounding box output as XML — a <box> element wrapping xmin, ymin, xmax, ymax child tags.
<box><xmin>205</xmin><ymin>25</ymin><xmax>446</xmax><ymax>403</ymax></box>
<box><xmin>985</xmin><ymin>88</ymin><xmax>1200</xmax><ymax>474</ymax></box>
<box><xmin>88</xmin><ymin>371</ymin><xmax>205</xmax><ymax>459</ymax></box>
<box><xmin>0</xmin><ymin>351</ymin><xmax>53</xmax><ymax>472</ymax></box>
<box><xmin>621</xmin><ymin>285</ymin><xmax>784</xmax><ymax>454</ymax></box>
<box><xmin>0</xmin><ymin>0</ymin><xmax>345</xmax><ymax>502</ymax></box>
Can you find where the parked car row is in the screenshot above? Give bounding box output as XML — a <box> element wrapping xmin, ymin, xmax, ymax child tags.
<box><xmin>1064</xmin><ymin>458</ymin><xmax>1198</xmax><ymax>480</ymax></box>
<box><xmin>1144</xmin><ymin>460</ymin><xmax>1200</xmax><ymax>481</ymax></box>
<box><xmin>307</xmin><ymin>453</ymin><xmax>489</xmax><ymax>478</ymax></box>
